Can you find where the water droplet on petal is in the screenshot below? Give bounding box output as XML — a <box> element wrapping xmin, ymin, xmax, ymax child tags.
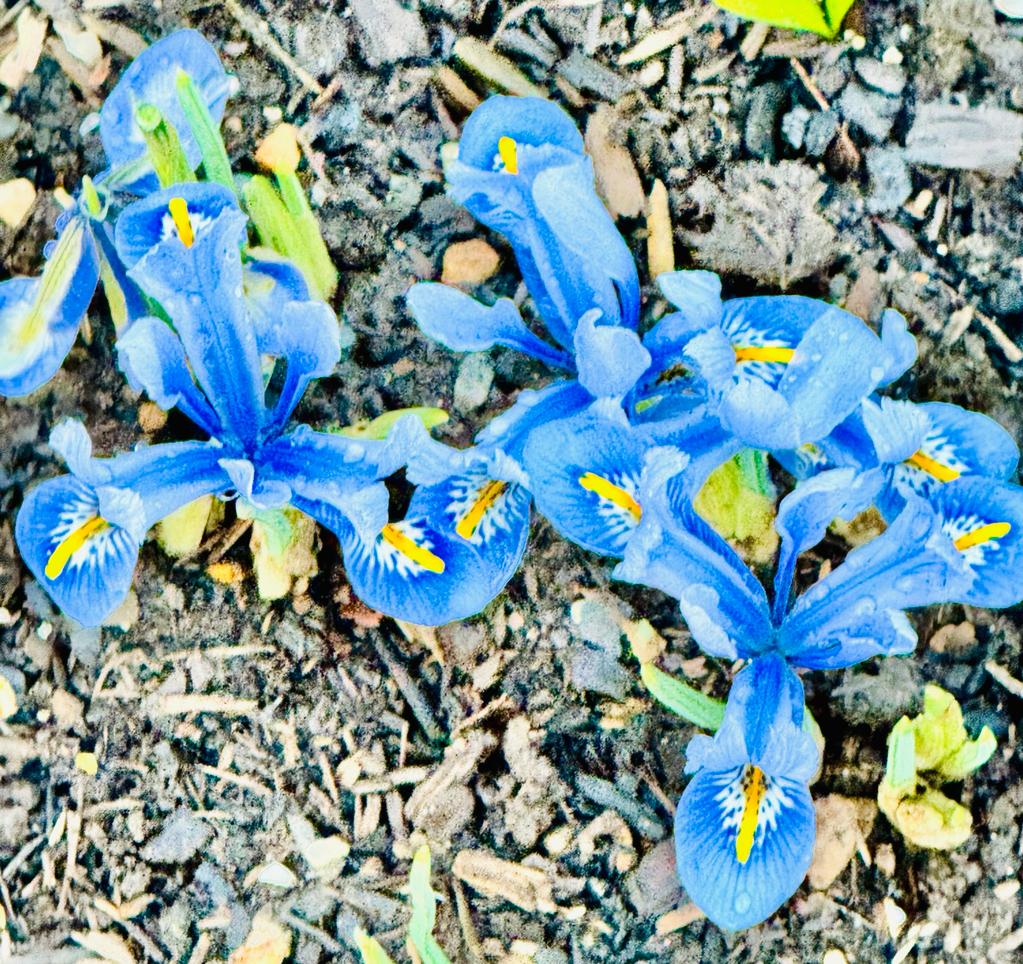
<box><xmin>734</xmin><ymin>891</ymin><xmax>752</xmax><ymax>914</ymax></box>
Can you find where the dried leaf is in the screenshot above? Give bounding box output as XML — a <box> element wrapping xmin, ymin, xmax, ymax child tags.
<box><xmin>0</xmin><ymin>9</ymin><xmax>47</xmax><ymax>89</ymax></box>
<box><xmin>228</xmin><ymin>908</ymin><xmax>291</xmax><ymax>964</ymax></box>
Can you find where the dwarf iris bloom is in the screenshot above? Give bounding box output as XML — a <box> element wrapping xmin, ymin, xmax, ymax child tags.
<box><xmin>613</xmin><ymin>453</ymin><xmax>1023</xmax><ymax>926</ymax></box>
<box><xmin>15</xmin><ymin>186</ymin><xmax>498</xmax><ymax>627</ymax></box>
<box><xmin>0</xmin><ymin>29</ymin><xmax>228</xmax><ymax>398</ymax></box>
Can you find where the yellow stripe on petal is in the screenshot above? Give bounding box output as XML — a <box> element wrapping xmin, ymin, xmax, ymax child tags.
<box><xmin>578</xmin><ymin>472</ymin><xmax>642</xmax><ymax>522</ymax></box>
<box><xmin>498</xmin><ymin>136</ymin><xmax>519</xmax><ymax>175</ymax></box>
<box><xmin>45</xmin><ymin>516</ymin><xmax>109</xmax><ymax>580</ymax></box>
<box><xmin>735</xmin><ymin>765</ymin><xmax>766</xmax><ymax>864</ymax></box>
<box><xmin>455</xmin><ymin>480</ymin><xmax>507</xmax><ymax>541</ymax></box>
<box><xmin>167</xmin><ymin>197</ymin><xmax>194</xmax><ymax>248</ymax></box>
<box><xmin>954</xmin><ymin>521</ymin><xmax>1011</xmax><ymax>552</ymax></box>
<box><xmin>381</xmin><ymin>524</ymin><xmax>445</xmax><ymax>574</ymax></box>
<box><xmin>905</xmin><ymin>450</ymin><xmax>960</xmax><ymax>482</ymax></box>
<box><xmin>734</xmin><ymin>346</ymin><xmax>795</xmax><ymax>364</ymax></box>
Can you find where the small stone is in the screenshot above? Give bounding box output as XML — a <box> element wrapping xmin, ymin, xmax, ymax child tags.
<box><xmin>905</xmin><ymin>103</ymin><xmax>1023</xmax><ymax>174</ymax></box>
<box><xmin>882</xmin><ymin>46</ymin><xmax>904</xmax><ymax>66</ymax></box>
<box><xmin>74</xmin><ymin>751</ymin><xmax>98</xmax><ymax>776</ymax></box>
<box><xmin>453</xmin><ymin>354</ymin><xmax>494</xmax><ymax>412</ymax></box>
<box><xmin>51</xmin><ymin>688</ymin><xmax>85</xmax><ymax>730</ymax></box>
<box><xmin>440</xmin><ymin>239</ymin><xmax>501</xmax><ymax>286</ymax></box>
<box><xmin>286</xmin><ymin>812</ymin><xmax>350</xmax><ymax>881</ymax></box>
<box><xmin>781</xmin><ymin>106</ymin><xmax>811</xmax><ymax>150</ymax></box>
<box><xmin>864</xmin><ymin>147</ymin><xmax>912</xmax><ymax>214</ymax></box>
<box><xmin>855</xmin><ymin>57</ymin><xmax>907</xmax><ymax>96</ymax></box>
<box><xmin>0</xmin><ymin>178</ymin><xmax>35</xmax><ymax>228</ymax></box>
<box><xmin>838</xmin><ymin>82</ymin><xmax>901</xmax><ymax>142</ymax></box>
<box><xmin>138</xmin><ymin>401</ymin><xmax>168</xmax><ymax>433</ymax></box>
<box><xmin>625</xmin><ymin>840</ymin><xmax>680</xmax><ymax>917</ymax></box>
<box><xmin>744</xmin><ymin>82</ymin><xmax>786</xmax><ymax>161</ymax></box>
<box><xmin>804</xmin><ymin>110</ymin><xmax>840</xmax><ymax>156</ymax></box>
<box><xmin>349</xmin><ymin>0</ymin><xmax>428</xmax><ymax>66</ymax></box>
<box><xmin>143</xmin><ymin>808</ymin><xmax>213</xmax><ymax>864</ymax></box>
<box><xmin>929</xmin><ymin>621</ymin><xmax>977</xmax><ymax>654</ymax></box>
<box><xmin>808</xmin><ymin>795</ymin><xmax>876</xmax><ymax>890</ymax></box>
<box><xmin>0</xmin><ymin>674</ymin><xmax>17</xmax><ymax>719</ymax></box>
<box><xmin>994</xmin><ymin>878</ymin><xmax>1021</xmax><ymax>901</ymax></box>
<box><xmin>875</xmin><ymin>842</ymin><xmax>896</xmax><ymax>876</ymax></box>
<box><xmin>822</xmin><ymin>951</ymin><xmax>848</xmax><ymax>964</ymax></box>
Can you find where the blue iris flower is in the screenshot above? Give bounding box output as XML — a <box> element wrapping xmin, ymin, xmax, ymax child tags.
<box><xmin>788</xmin><ymin>395</ymin><xmax>1020</xmax><ymax>522</ymax></box>
<box><xmin>633</xmin><ymin>270</ymin><xmax>917</xmax><ymax>453</ymax></box>
<box><xmin>0</xmin><ymin>30</ymin><xmax>229</xmax><ymax>398</ymax></box>
<box><xmin>404</xmin><ymin>95</ymin><xmax>651</xmax><ymax>601</ymax></box>
<box><xmin>14</xmin><ymin>186</ymin><xmax>489</xmax><ymax>627</ymax></box>
<box><xmin>675</xmin><ymin>653</ymin><xmax>818</xmax><ymax>932</ymax></box>
<box><xmin>612</xmin><ymin>453</ymin><xmax>1023</xmax><ymax>928</ymax></box>
<box><xmin>100</xmin><ymin>29</ymin><xmax>231</xmax><ymax>195</ymax></box>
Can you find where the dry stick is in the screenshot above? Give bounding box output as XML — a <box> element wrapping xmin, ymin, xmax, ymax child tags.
<box><xmin>789</xmin><ymin>56</ymin><xmax>861</xmax><ymax>168</ymax></box>
<box><xmin>370</xmin><ymin>634</ymin><xmax>443</xmax><ymax>743</ymax></box>
<box><xmin>224</xmin><ymin>0</ymin><xmax>323</xmax><ymax>96</ymax></box>
<box><xmin>452</xmin><ymin>876</ymin><xmax>486</xmax><ymax>963</ymax></box>
<box><xmin>0</xmin><ymin>0</ymin><xmax>29</xmax><ymax>31</ymax></box>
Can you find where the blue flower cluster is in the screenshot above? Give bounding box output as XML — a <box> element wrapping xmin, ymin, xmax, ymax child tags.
<box><xmin>9</xmin><ymin>33</ymin><xmax>522</xmax><ymax>630</ymax></box>
<box><xmin>408</xmin><ymin>96</ymin><xmax>1023</xmax><ymax>930</ymax></box>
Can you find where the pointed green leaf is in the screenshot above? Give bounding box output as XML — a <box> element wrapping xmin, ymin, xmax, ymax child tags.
<box><xmin>885</xmin><ymin>716</ymin><xmax>918</xmax><ymax>792</ymax></box>
<box><xmin>407</xmin><ymin>845</ymin><xmax>453</xmax><ymax>964</ymax></box>
<box><xmin>354</xmin><ymin>929</ymin><xmax>397</xmax><ymax>964</ymax></box>
<box><xmin>937</xmin><ymin>726</ymin><xmax>997</xmax><ymax>781</ymax></box>
<box><xmin>135</xmin><ymin>104</ymin><xmax>195</xmax><ymax>187</ymax></box>
<box><xmin>176</xmin><ymin>69</ymin><xmax>235</xmax><ymax>193</ymax></box>
<box><xmin>639</xmin><ymin>663</ymin><xmax>725</xmax><ymax>731</ymax></box>
<box><xmin>713</xmin><ymin>0</ymin><xmax>855</xmax><ymax>39</ymax></box>
<box><xmin>338</xmin><ymin>407</ymin><xmax>450</xmax><ymax>440</ymax></box>
<box><xmin>274</xmin><ymin>170</ymin><xmax>339</xmax><ymax>301</ymax></box>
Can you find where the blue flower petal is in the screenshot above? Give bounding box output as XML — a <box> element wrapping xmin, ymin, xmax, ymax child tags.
<box><xmin>125</xmin><ymin>196</ymin><xmax>267</xmax><ymax>449</ymax></box>
<box><xmin>572</xmin><ymin>310</ymin><xmax>650</xmax><ymax>399</ymax></box>
<box><xmin>243</xmin><ymin>253</ymin><xmax>312</xmax><ymax>351</ymax></box>
<box><xmin>116</xmin><ymin>316</ymin><xmax>221</xmax><ymax>436</ymax></box>
<box><xmin>0</xmin><ymin>217</ymin><xmax>99</xmax><ymax>397</ymax></box>
<box><xmin>523</xmin><ymin>408</ymin><xmax>649</xmax><ymax>557</ymax></box>
<box><xmin>455</xmin><ymin>95</ymin><xmax>584</xmax><ymax>171</ymax></box>
<box><xmin>676</xmin><ymin>655</ymin><xmax>818</xmax><ymax>931</ymax></box>
<box><xmin>262</xmin><ymin>300</ymin><xmax>343</xmax><ymax>431</ymax></box>
<box><xmin>475</xmin><ymin>379</ymin><xmax>592</xmax><ymax>466</ymax></box>
<box><xmin>717</xmin><ymin>378</ymin><xmax>801</xmax><ymax>451</ymax></box>
<box><xmin>612</xmin><ymin>454</ymin><xmax>773</xmax><ymax>659</ymax></box>
<box><xmin>100</xmin><ymin>29</ymin><xmax>230</xmax><ymax>194</ymax></box>
<box><xmin>877</xmin><ymin>308</ymin><xmax>917</xmax><ymax>385</ymax></box>
<box><xmin>15</xmin><ymin>429</ymin><xmax>230</xmax><ymax>626</ymax></box>
<box><xmin>772</xmin><ymin>467</ymin><xmax>885</xmax><ymax>621</ymax></box>
<box><xmin>406</xmin><ymin>282</ymin><xmax>571</xmax><ymax>369</ymax></box>
<box><xmin>531</xmin><ymin>161</ymin><xmax>640</xmax><ymax>331</ymax></box>
<box><xmin>929</xmin><ymin>478</ymin><xmax>1023</xmax><ymax>608</ymax></box>
<box><xmin>656</xmin><ymin>271</ymin><xmax>724</xmax><ymax>334</ymax></box>
<box><xmin>114</xmin><ymin>182</ymin><xmax>238</xmax><ymax>268</ymax></box>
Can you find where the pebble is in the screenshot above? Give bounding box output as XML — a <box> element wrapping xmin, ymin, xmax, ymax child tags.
<box><xmin>349</xmin><ymin>0</ymin><xmax>429</xmax><ymax>66</ymax></box>
<box><xmin>855</xmin><ymin>57</ymin><xmax>907</xmax><ymax>97</ymax></box>
<box><xmin>744</xmin><ymin>82</ymin><xmax>785</xmax><ymax>161</ymax></box>
<box><xmin>453</xmin><ymin>354</ymin><xmax>494</xmax><ymax>411</ymax></box>
<box><xmin>143</xmin><ymin>808</ymin><xmax>213</xmax><ymax>864</ymax></box>
<box><xmin>804</xmin><ymin>110</ymin><xmax>840</xmax><ymax>156</ymax></box>
<box><xmin>865</xmin><ymin>146</ymin><xmax>912</xmax><ymax>214</ymax></box>
<box><xmin>904</xmin><ymin>102</ymin><xmax>1023</xmax><ymax>174</ymax></box>
<box><xmin>838</xmin><ymin>82</ymin><xmax>901</xmax><ymax>142</ymax></box>
<box><xmin>558</xmin><ymin>49</ymin><xmax>630</xmax><ymax>102</ymax></box>
<box><xmin>441</xmin><ymin>238</ymin><xmax>500</xmax><ymax>286</ymax></box>
<box><xmin>0</xmin><ymin>178</ymin><xmax>35</xmax><ymax>228</ymax></box>
<box><xmin>781</xmin><ymin>106</ymin><xmax>811</xmax><ymax>151</ymax></box>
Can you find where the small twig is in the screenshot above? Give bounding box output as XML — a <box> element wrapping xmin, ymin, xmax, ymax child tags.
<box><xmin>452</xmin><ymin>876</ymin><xmax>486</xmax><ymax>963</ymax></box>
<box><xmin>986</xmin><ymin>660</ymin><xmax>1023</xmax><ymax>699</ymax></box>
<box><xmin>0</xmin><ymin>0</ymin><xmax>29</xmax><ymax>32</ymax></box>
<box><xmin>144</xmin><ymin>693</ymin><xmax>259</xmax><ymax>717</ymax></box>
<box><xmin>370</xmin><ymin>634</ymin><xmax>443</xmax><ymax>743</ymax></box>
<box><xmin>224</xmin><ymin>0</ymin><xmax>323</xmax><ymax>95</ymax></box>
<box><xmin>202</xmin><ymin>517</ymin><xmax>253</xmax><ymax>564</ymax></box>
<box><xmin>197</xmin><ymin>764</ymin><xmax>274</xmax><ymax>798</ymax></box>
<box><xmin>789</xmin><ymin>56</ymin><xmax>860</xmax><ymax>168</ymax></box>
<box><xmin>281</xmin><ymin>912</ymin><xmax>345</xmax><ymax>953</ymax></box>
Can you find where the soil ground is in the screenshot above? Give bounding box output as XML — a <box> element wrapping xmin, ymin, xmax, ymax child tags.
<box><xmin>2</xmin><ymin>1</ymin><xmax>1023</xmax><ymax>962</ymax></box>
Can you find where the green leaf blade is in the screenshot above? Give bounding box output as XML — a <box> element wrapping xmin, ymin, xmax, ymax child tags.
<box><xmin>640</xmin><ymin>663</ymin><xmax>725</xmax><ymax>731</ymax></box>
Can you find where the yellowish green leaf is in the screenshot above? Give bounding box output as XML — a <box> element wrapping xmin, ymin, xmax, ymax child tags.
<box><xmin>712</xmin><ymin>0</ymin><xmax>856</xmax><ymax>39</ymax></box>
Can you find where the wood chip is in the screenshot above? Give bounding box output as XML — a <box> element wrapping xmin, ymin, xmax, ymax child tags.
<box><xmin>0</xmin><ymin>675</ymin><xmax>17</xmax><ymax>719</ymax></box>
<box><xmin>585</xmin><ymin>106</ymin><xmax>645</xmax><ymax>220</ymax></box>
<box><xmin>453</xmin><ymin>37</ymin><xmax>544</xmax><ymax>97</ymax></box>
<box><xmin>655</xmin><ymin>902</ymin><xmax>705</xmax><ymax>935</ymax></box>
<box><xmin>986</xmin><ymin>660</ymin><xmax>1023</xmax><ymax>698</ymax></box>
<box><xmin>739</xmin><ymin>21</ymin><xmax>770</xmax><ymax>61</ymax></box>
<box><xmin>434</xmin><ymin>65</ymin><xmax>481</xmax><ymax>112</ymax></box>
<box><xmin>52</xmin><ymin>18</ymin><xmax>102</xmax><ymax>66</ymax></box>
<box><xmin>0</xmin><ymin>178</ymin><xmax>35</xmax><ymax>229</ymax></box>
<box><xmin>452</xmin><ymin>849</ymin><xmax>557</xmax><ymax>913</ymax></box>
<box><xmin>144</xmin><ymin>693</ymin><xmax>259</xmax><ymax>717</ymax></box>
<box><xmin>0</xmin><ymin>8</ymin><xmax>46</xmax><ymax>89</ymax></box>
<box><xmin>228</xmin><ymin>908</ymin><xmax>292</xmax><ymax>964</ymax></box>
<box><xmin>645</xmin><ymin>179</ymin><xmax>674</xmax><ymax>279</ymax></box>
<box><xmin>72</xmin><ymin>930</ymin><xmax>137</xmax><ymax>964</ymax></box>
<box><xmin>619</xmin><ymin>14</ymin><xmax>696</xmax><ymax>66</ymax></box>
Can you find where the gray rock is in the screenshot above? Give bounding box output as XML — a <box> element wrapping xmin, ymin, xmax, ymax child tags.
<box><xmin>745</xmin><ymin>82</ymin><xmax>786</xmax><ymax>160</ymax></box>
<box><xmin>69</xmin><ymin>625</ymin><xmax>102</xmax><ymax>667</ymax></box>
<box><xmin>349</xmin><ymin>0</ymin><xmax>429</xmax><ymax>66</ymax></box>
<box><xmin>865</xmin><ymin>146</ymin><xmax>912</xmax><ymax>214</ymax></box>
<box><xmin>558</xmin><ymin>49</ymin><xmax>630</xmax><ymax>102</ymax></box>
<box><xmin>855</xmin><ymin>57</ymin><xmax>907</xmax><ymax>97</ymax></box>
<box><xmin>453</xmin><ymin>353</ymin><xmax>494</xmax><ymax>411</ymax></box>
<box><xmin>988</xmin><ymin>273</ymin><xmax>1023</xmax><ymax>315</ymax></box>
<box><xmin>805</xmin><ymin>110</ymin><xmax>840</xmax><ymax>156</ymax></box>
<box><xmin>838</xmin><ymin>82</ymin><xmax>901</xmax><ymax>142</ymax></box>
<box><xmin>833</xmin><ymin>658</ymin><xmax>923</xmax><ymax>725</ymax></box>
<box><xmin>782</xmin><ymin>106</ymin><xmax>811</xmax><ymax>151</ymax></box>
<box><xmin>143</xmin><ymin>808</ymin><xmax>212</xmax><ymax>864</ymax></box>
<box><xmin>904</xmin><ymin>102</ymin><xmax>1023</xmax><ymax>174</ymax></box>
